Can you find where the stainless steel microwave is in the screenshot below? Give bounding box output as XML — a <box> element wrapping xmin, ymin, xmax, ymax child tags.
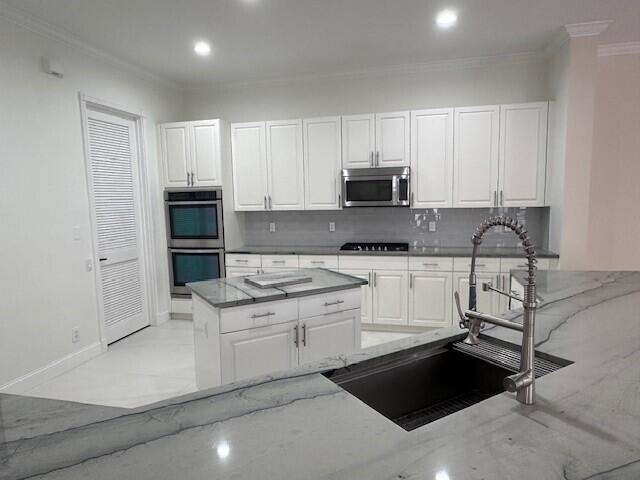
<box><xmin>342</xmin><ymin>167</ymin><xmax>410</xmax><ymax>207</ymax></box>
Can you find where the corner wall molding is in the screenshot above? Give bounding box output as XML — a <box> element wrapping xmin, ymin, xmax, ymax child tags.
<box><xmin>0</xmin><ymin>0</ymin><xmax>182</xmax><ymax>91</ymax></box>
<box><xmin>564</xmin><ymin>20</ymin><xmax>612</xmax><ymax>38</ymax></box>
<box><xmin>598</xmin><ymin>41</ymin><xmax>640</xmax><ymax>56</ymax></box>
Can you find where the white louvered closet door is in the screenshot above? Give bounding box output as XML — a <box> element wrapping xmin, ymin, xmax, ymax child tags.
<box><xmin>86</xmin><ymin>109</ymin><xmax>149</xmax><ymax>344</ymax></box>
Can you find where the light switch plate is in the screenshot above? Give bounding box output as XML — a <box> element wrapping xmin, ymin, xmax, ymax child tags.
<box><xmin>329</xmin><ymin>222</ymin><xmax>335</xmax><ymax>232</ymax></box>
<box><xmin>428</xmin><ymin>221</ymin><xmax>437</xmax><ymax>232</ymax></box>
<box><xmin>269</xmin><ymin>222</ymin><xmax>276</xmax><ymax>233</ymax></box>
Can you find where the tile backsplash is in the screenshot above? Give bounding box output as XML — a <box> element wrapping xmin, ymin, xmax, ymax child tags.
<box><xmin>243</xmin><ymin>207</ymin><xmax>550</xmax><ymax>249</ymax></box>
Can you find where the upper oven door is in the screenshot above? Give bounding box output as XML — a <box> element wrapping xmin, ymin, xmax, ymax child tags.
<box><xmin>166</xmin><ymin>200</ymin><xmax>224</xmax><ymax>248</ymax></box>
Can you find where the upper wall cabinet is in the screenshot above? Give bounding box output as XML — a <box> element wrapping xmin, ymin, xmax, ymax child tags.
<box><xmin>342</xmin><ymin>111</ymin><xmax>409</xmax><ymax>168</ymax></box>
<box><xmin>266</xmin><ymin>120</ymin><xmax>305</xmax><ymax>210</ymax></box>
<box><xmin>231</xmin><ymin>122</ymin><xmax>268</xmax><ymax>210</ymax></box>
<box><xmin>499</xmin><ymin>102</ymin><xmax>548</xmax><ymax>207</ymax></box>
<box><xmin>453</xmin><ymin>105</ymin><xmax>500</xmax><ymax>208</ymax></box>
<box><xmin>304</xmin><ymin>117</ymin><xmax>342</xmax><ymax>210</ymax></box>
<box><xmin>231</xmin><ymin>120</ymin><xmax>304</xmax><ymax>211</ymax></box>
<box><xmin>410</xmin><ymin>108</ymin><xmax>454</xmax><ymax>208</ymax></box>
<box><xmin>160</xmin><ymin>119</ymin><xmax>222</xmax><ymax>188</ymax></box>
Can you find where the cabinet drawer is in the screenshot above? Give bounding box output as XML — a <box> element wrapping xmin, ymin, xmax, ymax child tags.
<box><xmin>299</xmin><ymin>255</ymin><xmax>339</xmax><ymax>269</ymax></box>
<box><xmin>453</xmin><ymin>257</ymin><xmax>500</xmax><ymax>272</ymax></box>
<box><xmin>339</xmin><ymin>255</ymin><xmax>408</xmax><ymax>271</ymax></box>
<box><xmin>220</xmin><ymin>299</ymin><xmax>298</xmax><ymax>333</ymax></box>
<box><xmin>226</xmin><ymin>267</ymin><xmax>261</xmax><ymax>278</ymax></box>
<box><xmin>409</xmin><ymin>256</ymin><xmax>453</xmax><ymax>272</ymax></box>
<box><xmin>298</xmin><ymin>288</ymin><xmax>361</xmax><ymax>319</ymax></box>
<box><xmin>261</xmin><ymin>255</ymin><xmax>299</xmax><ymax>269</ymax></box>
<box><xmin>500</xmin><ymin>257</ymin><xmax>550</xmax><ymax>272</ymax></box>
<box><xmin>226</xmin><ymin>254</ymin><xmax>261</xmax><ymax>268</ymax></box>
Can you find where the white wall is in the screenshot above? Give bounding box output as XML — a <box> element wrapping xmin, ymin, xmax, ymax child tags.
<box><xmin>186</xmin><ymin>57</ymin><xmax>549</xmax><ymax>122</ymax></box>
<box><xmin>0</xmin><ymin>16</ymin><xmax>185</xmax><ymax>386</ymax></box>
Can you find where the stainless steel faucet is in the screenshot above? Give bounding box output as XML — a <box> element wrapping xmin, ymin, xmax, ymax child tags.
<box><xmin>454</xmin><ymin>215</ymin><xmax>538</xmax><ymax>405</ymax></box>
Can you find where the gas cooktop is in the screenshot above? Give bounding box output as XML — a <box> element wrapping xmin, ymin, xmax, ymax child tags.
<box><xmin>340</xmin><ymin>242</ymin><xmax>409</xmax><ymax>252</ymax></box>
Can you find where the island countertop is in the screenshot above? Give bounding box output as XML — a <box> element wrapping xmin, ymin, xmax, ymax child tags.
<box><xmin>2</xmin><ymin>271</ymin><xmax>640</xmax><ymax>479</ymax></box>
<box><xmin>187</xmin><ymin>268</ymin><xmax>367</xmax><ymax>308</ymax></box>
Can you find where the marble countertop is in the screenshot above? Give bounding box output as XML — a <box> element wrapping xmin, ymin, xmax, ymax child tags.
<box><xmin>227</xmin><ymin>244</ymin><xmax>560</xmax><ymax>258</ymax></box>
<box><xmin>188</xmin><ymin>268</ymin><xmax>366</xmax><ymax>308</ymax></box>
<box><xmin>2</xmin><ymin>270</ymin><xmax>640</xmax><ymax>479</ymax></box>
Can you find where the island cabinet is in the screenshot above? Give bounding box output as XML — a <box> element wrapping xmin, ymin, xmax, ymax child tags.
<box><xmin>192</xmin><ymin>287</ymin><xmax>361</xmax><ymax>388</ymax></box>
<box><xmin>408</xmin><ymin>257</ymin><xmax>453</xmax><ymax>328</ymax></box>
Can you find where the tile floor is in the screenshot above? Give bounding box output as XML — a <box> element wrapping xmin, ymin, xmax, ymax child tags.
<box><xmin>18</xmin><ymin>320</ymin><xmax>413</xmax><ymax>409</ymax></box>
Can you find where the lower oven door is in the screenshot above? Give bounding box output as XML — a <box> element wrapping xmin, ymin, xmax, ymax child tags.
<box><xmin>169</xmin><ymin>248</ymin><xmax>225</xmax><ymax>297</ymax></box>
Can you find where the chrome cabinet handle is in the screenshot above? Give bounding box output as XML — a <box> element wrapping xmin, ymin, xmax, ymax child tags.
<box><xmin>493</xmin><ymin>190</ymin><xmax>497</xmax><ymax>206</ymax></box>
<box><xmin>264</xmin><ymin>196</ymin><xmax>267</xmax><ymax>209</ymax></box>
<box><xmin>373</xmin><ymin>272</ymin><xmax>377</xmax><ymax>287</ymax></box>
<box><xmin>234</xmin><ymin>259</ymin><xmax>248</xmax><ymax>263</ymax></box>
<box><xmin>409</xmin><ymin>273</ymin><xmax>413</xmax><ymax>289</ymax></box>
<box><xmin>338</xmin><ymin>193</ymin><xmax>341</xmax><ymax>206</ymax></box>
<box><xmin>375</xmin><ymin>151</ymin><xmax>379</xmax><ymax>167</ymax></box>
<box><xmin>294</xmin><ymin>325</ymin><xmax>299</xmax><ymax>347</ymax></box>
<box><xmin>368</xmin><ymin>271</ymin><xmax>372</xmax><ymax>288</ymax></box>
<box><xmin>302</xmin><ymin>324</ymin><xmax>307</xmax><ymax>346</ymax></box>
<box><xmin>370</xmin><ymin>151</ymin><xmax>374</xmax><ymax>167</ymax></box>
<box><xmin>310</xmin><ymin>260</ymin><xmax>325</xmax><ymax>264</ymax></box>
<box><xmin>324</xmin><ymin>300</ymin><xmax>345</xmax><ymax>306</ymax></box>
<box><xmin>191</xmin><ymin>172</ymin><xmax>195</xmax><ymax>186</ymax></box>
<box><xmin>271</xmin><ymin>260</ymin><xmax>286</xmax><ymax>264</ymax></box>
<box><xmin>251</xmin><ymin>312</ymin><xmax>274</xmax><ymax>319</ymax></box>
<box><xmin>410</xmin><ymin>192</ymin><xmax>414</xmax><ymax>208</ymax></box>
<box><xmin>475</xmin><ymin>263</ymin><xmax>486</xmax><ymax>268</ymax></box>
<box><xmin>268</xmin><ymin>196</ymin><xmax>272</xmax><ymax>209</ymax></box>
<box><xmin>423</xmin><ymin>263</ymin><xmax>439</xmax><ymax>267</ymax></box>
<box><xmin>500</xmin><ymin>190</ymin><xmax>504</xmax><ymax>206</ymax></box>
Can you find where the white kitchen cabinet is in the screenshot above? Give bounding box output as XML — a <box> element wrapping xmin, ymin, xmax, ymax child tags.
<box><xmin>231</xmin><ymin>122</ymin><xmax>268</xmax><ymax>210</ymax></box>
<box><xmin>372</xmin><ymin>269</ymin><xmax>408</xmax><ymax>325</ymax></box>
<box><xmin>499</xmin><ymin>102</ymin><xmax>548</xmax><ymax>207</ymax></box>
<box><xmin>375</xmin><ymin>111</ymin><xmax>410</xmax><ymax>167</ymax></box>
<box><xmin>339</xmin><ymin>268</ymin><xmax>372</xmax><ymax>324</ymax></box>
<box><xmin>266</xmin><ymin>120</ymin><xmax>304</xmax><ymax>210</ymax></box>
<box><xmin>410</xmin><ymin>108</ymin><xmax>454</xmax><ymax>208</ymax></box>
<box><xmin>299</xmin><ymin>310</ymin><xmax>360</xmax><ymax>365</ymax></box>
<box><xmin>453</xmin><ymin>271</ymin><xmax>501</xmax><ymax>316</ymax></box>
<box><xmin>160</xmin><ymin>119</ymin><xmax>222</xmax><ymax>188</ymax></box>
<box><xmin>342</xmin><ymin>114</ymin><xmax>375</xmax><ymax>169</ymax></box>
<box><xmin>409</xmin><ymin>271</ymin><xmax>453</xmax><ymax>328</ymax></box>
<box><xmin>304</xmin><ymin>117</ymin><xmax>342</xmax><ymax>210</ymax></box>
<box><xmin>220</xmin><ymin>320</ymin><xmax>299</xmax><ymax>384</ymax></box>
<box><xmin>453</xmin><ymin>106</ymin><xmax>500</xmax><ymax>207</ymax></box>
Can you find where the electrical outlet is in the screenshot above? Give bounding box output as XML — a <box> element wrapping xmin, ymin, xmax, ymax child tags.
<box><xmin>329</xmin><ymin>222</ymin><xmax>335</xmax><ymax>232</ymax></box>
<box><xmin>269</xmin><ymin>222</ymin><xmax>276</xmax><ymax>233</ymax></box>
<box><xmin>71</xmin><ymin>327</ymin><xmax>80</xmax><ymax>343</ymax></box>
<box><xmin>428</xmin><ymin>221</ymin><xmax>437</xmax><ymax>232</ymax></box>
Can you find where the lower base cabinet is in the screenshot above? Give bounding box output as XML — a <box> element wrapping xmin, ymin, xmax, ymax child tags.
<box><xmin>339</xmin><ymin>269</ymin><xmax>372</xmax><ymax>324</ymax></box>
<box><xmin>409</xmin><ymin>272</ymin><xmax>453</xmax><ymax>327</ymax></box>
<box><xmin>298</xmin><ymin>310</ymin><xmax>360</xmax><ymax>364</ymax></box>
<box><xmin>453</xmin><ymin>271</ymin><xmax>502</xmax><ymax>315</ymax></box>
<box><xmin>372</xmin><ymin>270</ymin><xmax>409</xmax><ymax>325</ymax></box>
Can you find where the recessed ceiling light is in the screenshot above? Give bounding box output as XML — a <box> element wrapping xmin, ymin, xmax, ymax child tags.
<box><xmin>194</xmin><ymin>41</ymin><xmax>211</xmax><ymax>56</ymax></box>
<box><xmin>436</xmin><ymin>9</ymin><xmax>458</xmax><ymax>29</ymax></box>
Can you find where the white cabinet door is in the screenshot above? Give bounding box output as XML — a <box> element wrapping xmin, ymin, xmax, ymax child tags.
<box><xmin>409</xmin><ymin>272</ymin><xmax>453</xmax><ymax>328</ymax></box>
<box><xmin>499</xmin><ymin>102</ymin><xmax>548</xmax><ymax>207</ymax></box>
<box><xmin>190</xmin><ymin>119</ymin><xmax>222</xmax><ymax>186</ymax></box>
<box><xmin>160</xmin><ymin>122</ymin><xmax>190</xmax><ymax>187</ymax></box>
<box><xmin>373</xmin><ymin>270</ymin><xmax>408</xmax><ymax>325</ymax></box>
<box><xmin>453</xmin><ymin>106</ymin><xmax>499</xmax><ymax>207</ymax></box>
<box><xmin>342</xmin><ymin>114</ymin><xmax>375</xmax><ymax>169</ymax></box>
<box><xmin>410</xmin><ymin>109</ymin><xmax>454</xmax><ymax>208</ymax></box>
<box><xmin>304</xmin><ymin>117</ymin><xmax>342</xmax><ymax>210</ymax></box>
<box><xmin>220</xmin><ymin>321</ymin><xmax>298</xmax><ymax>383</ymax></box>
<box><xmin>453</xmin><ymin>272</ymin><xmax>501</xmax><ymax>317</ymax></box>
<box><xmin>339</xmin><ymin>269</ymin><xmax>372</xmax><ymax>324</ymax></box>
<box><xmin>299</xmin><ymin>310</ymin><xmax>361</xmax><ymax>364</ymax></box>
<box><xmin>231</xmin><ymin>122</ymin><xmax>268</xmax><ymax>211</ymax></box>
<box><xmin>266</xmin><ymin>120</ymin><xmax>304</xmax><ymax>210</ymax></box>
<box><xmin>375</xmin><ymin>111</ymin><xmax>410</xmax><ymax>167</ymax></box>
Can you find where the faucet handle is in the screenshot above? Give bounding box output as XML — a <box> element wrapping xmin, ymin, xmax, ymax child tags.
<box><xmin>454</xmin><ymin>291</ymin><xmax>468</xmax><ymax>328</ymax></box>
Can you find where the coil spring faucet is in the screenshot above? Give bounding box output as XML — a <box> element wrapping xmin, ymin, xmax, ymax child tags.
<box><xmin>454</xmin><ymin>215</ymin><xmax>538</xmax><ymax>405</ymax></box>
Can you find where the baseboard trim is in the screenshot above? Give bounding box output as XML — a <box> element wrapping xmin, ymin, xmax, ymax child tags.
<box><xmin>0</xmin><ymin>341</ymin><xmax>102</xmax><ymax>394</ymax></box>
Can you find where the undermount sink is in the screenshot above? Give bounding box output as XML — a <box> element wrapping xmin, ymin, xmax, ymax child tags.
<box><xmin>324</xmin><ymin>336</ymin><xmax>571</xmax><ymax>431</ymax></box>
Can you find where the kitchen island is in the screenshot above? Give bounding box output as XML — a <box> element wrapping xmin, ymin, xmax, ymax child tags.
<box><xmin>189</xmin><ymin>268</ymin><xmax>366</xmax><ymax>388</ymax></box>
<box><xmin>2</xmin><ymin>270</ymin><xmax>640</xmax><ymax>479</ymax></box>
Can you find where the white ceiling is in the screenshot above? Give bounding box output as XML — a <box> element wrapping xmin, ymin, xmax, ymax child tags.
<box><xmin>4</xmin><ymin>0</ymin><xmax>640</xmax><ymax>87</ymax></box>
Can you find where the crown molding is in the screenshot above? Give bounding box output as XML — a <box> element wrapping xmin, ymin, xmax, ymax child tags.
<box><xmin>598</xmin><ymin>41</ymin><xmax>640</xmax><ymax>56</ymax></box>
<box><xmin>564</xmin><ymin>20</ymin><xmax>612</xmax><ymax>38</ymax></box>
<box><xmin>0</xmin><ymin>1</ymin><xmax>182</xmax><ymax>91</ymax></box>
<box><xmin>205</xmin><ymin>51</ymin><xmax>544</xmax><ymax>91</ymax></box>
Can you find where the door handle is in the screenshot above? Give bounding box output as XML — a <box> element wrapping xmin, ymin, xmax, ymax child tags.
<box><xmin>264</xmin><ymin>196</ymin><xmax>267</xmax><ymax>209</ymax></box>
<box><xmin>375</xmin><ymin>151</ymin><xmax>379</xmax><ymax>167</ymax></box>
<box><xmin>500</xmin><ymin>190</ymin><xmax>504</xmax><ymax>206</ymax></box>
<box><xmin>409</xmin><ymin>273</ymin><xmax>413</xmax><ymax>289</ymax></box>
<box><xmin>294</xmin><ymin>325</ymin><xmax>299</xmax><ymax>348</ymax></box>
<box><xmin>99</xmin><ymin>257</ymin><xmax>107</xmax><ymax>262</ymax></box>
<box><xmin>370</xmin><ymin>151</ymin><xmax>374</xmax><ymax>167</ymax></box>
<box><xmin>302</xmin><ymin>324</ymin><xmax>307</xmax><ymax>346</ymax></box>
<box><xmin>268</xmin><ymin>196</ymin><xmax>272</xmax><ymax>209</ymax></box>
<box><xmin>324</xmin><ymin>300</ymin><xmax>345</xmax><ymax>306</ymax></box>
<box><xmin>493</xmin><ymin>190</ymin><xmax>497</xmax><ymax>206</ymax></box>
<box><xmin>373</xmin><ymin>272</ymin><xmax>377</xmax><ymax>287</ymax></box>
<box><xmin>251</xmin><ymin>312</ymin><xmax>274</xmax><ymax>319</ymax></box>
<box><xmin>368</xmin><ymin>271</ymin><xmax>372</xmax><ymax>288</ymax></box>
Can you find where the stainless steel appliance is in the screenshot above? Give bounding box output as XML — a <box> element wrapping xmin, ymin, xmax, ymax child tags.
<box><xmin>164</xmin><ymin>188</ymin><xmax>225</xmax><ymax>296</ymax></box>
<box><xmin>342</xmin><ymin>167</ymin><xmax>410</xmax><ymax>207</ymax></box>
<box><xmin>340</xmin><ymin>242</ymin><xmax>409</xmax><ymax>252</ymax></box>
